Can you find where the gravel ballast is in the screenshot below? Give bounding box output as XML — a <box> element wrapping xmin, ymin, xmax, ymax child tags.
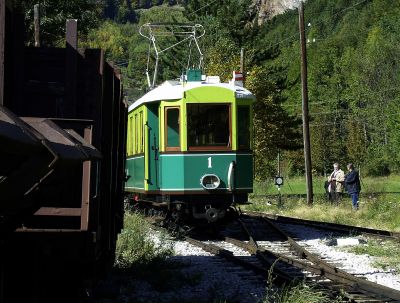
<box><xmin>107</xmin><ymin>224</ymin><xmax>400</xmax><ymax>303</ymax></box>
<box><xmin>278</xmin><ymin>223</ymin><xmax>400</xmax><ymax>290</ymax></box>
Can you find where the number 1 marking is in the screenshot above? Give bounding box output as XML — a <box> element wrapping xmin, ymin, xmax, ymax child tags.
<box><xmin>208</xmin><ymin>157</ymin><xmax>212</xmax><ymax>168</ymax></box>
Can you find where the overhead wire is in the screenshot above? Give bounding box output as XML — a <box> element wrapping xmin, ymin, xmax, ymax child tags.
<box><xmin>290</xmin><ymin>107</ymin><xmax>399</xmax><ymax>115</ymax></box>
<box><xmin>186</xmin><ymin>0</ymin><xmax>219</xmax><ymax>18</ymax></box>
<box><xmin>309</xmin><ymin>112</ymin><xmax>400</xmax><ymax>127</ymax></box>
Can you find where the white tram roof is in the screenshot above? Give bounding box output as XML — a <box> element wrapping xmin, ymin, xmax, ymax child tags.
<box><xmin>128</xmin><ymin>80</ymin><xmax>255</xmax><ymax>112</ymax></box>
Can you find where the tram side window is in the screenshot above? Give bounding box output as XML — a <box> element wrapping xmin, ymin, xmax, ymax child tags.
<box><xmin>187</xmin><ymin>104</ymin><xmax>230</xmax><ymax>150</ymax></box>
<box><xmin>165</xmin><ymin>107</ymin><xmax>180</xmax><ymax>150</ymax></box>
<box><xmin>238</xmin><ymin>106</ymin><xmax>250</xmax><ymax>149</ymax></box>
<box><xmin>133</xmin><ymin>111</ymin><xmax>144</xmax><ymax>154</ymax></box>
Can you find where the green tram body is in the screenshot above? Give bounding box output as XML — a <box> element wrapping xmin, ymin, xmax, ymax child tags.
<box><xmin>125</xmin><ymin>73</ymin><xmax>255</xmax><ymax>222</ymax></box>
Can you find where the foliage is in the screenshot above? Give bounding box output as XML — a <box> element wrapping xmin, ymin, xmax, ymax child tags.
<box><xmin>25</xmin><ymin>0</ymin><xmax>302</xmax><ymax>173</ymax></box>
<box><xmin>16</xmin><ymin>0</ymin><xmax>103</xmax><ymax>46</ymax></box>
<box><xmin>184</xmin><ymin>0</ymin><xmax>257</xmax><ymax>44</ymax></box>
<box><xmin>246</xmin><ymin>66</ymin><xmax>302</xmax><ymax>179</ymax></box>
<box><xmin>263</xmin><ymin>276</ymin><xmax>340</xmax><ymax>303</ymax></box>
<box><xmin>269</xmin><ymin>282</ymin><xmax>337</xmax><ymax>303</ymax></box>
<box><xmin>103</xmin><ymin>0</ymin><xmax>182</xmax><ymax>22</ymax></box>
<box><xmin>83</xmin><ymin>20</ymin><xmax>131</xmax><ymax>61</ymax></box>
<box><xmin>18</xmin><ymin>0</ymin><xmax>400</xmax><ymax>176</ymax></box>
<box><xmin>254</xmin><ymin>0</ymin><xmax>400</xmax><ymax>176</ymax></box>
<box><xmin>83</xmin><ymin>6</ymin><xmax>190</xmax><ymax>100</ymax></box>
<box><xmin>114</xmin><ymin>212</ymin><xmax>173</xmax><ymax>268</ymax></box>
<box><xmin>203</xmin><ymin>37</ymin><xmax>241</xmax><ymax>82</ymax></box>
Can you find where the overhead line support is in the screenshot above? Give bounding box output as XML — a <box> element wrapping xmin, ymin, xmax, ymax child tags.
<box><xmin>299</xmin><ymin>1</ymin><xmax>313</xmax><ymax>205</ymax></box>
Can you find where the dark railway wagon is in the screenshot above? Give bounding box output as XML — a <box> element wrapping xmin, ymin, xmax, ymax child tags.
<box><xmin>0</xmin><ymin>3</ymin><xmax>126</xmax><ymax>302</ymax></box>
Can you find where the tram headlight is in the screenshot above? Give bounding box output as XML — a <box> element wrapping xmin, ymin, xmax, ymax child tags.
<box><xmin>200</xmin><ymin>174</ymin><xmax>220</xmax><ymax>190</ymax></box>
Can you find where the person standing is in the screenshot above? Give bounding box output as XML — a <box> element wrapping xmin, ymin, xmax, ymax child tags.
<box><xmin>344</xmin><ymin>163</ymin><xmax>361</xmax><ymax>210</ymax></box>
<box><xmin>327</xmin><ymin>163</ymin><xmax>345</xmax><ymax>205</ymax></box>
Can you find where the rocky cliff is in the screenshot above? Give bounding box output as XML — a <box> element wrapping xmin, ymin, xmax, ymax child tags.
<box><xmin>254</xmin><ymin>0</ymin><xmax>303</xmax><ymax>25</ymax></box>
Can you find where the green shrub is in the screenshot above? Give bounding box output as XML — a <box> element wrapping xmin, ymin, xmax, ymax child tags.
<box><xmin>262</xmin><ymin>261</ymin><xmax>342</xmax><ymax>303</ymax></box>
<box><xmin>114</xmin><ymin>211</ymin><xmax>173</xmax><ymax>268</ymax></box>
<box><xmin>263</xmin><ymin>279</ymin><xmax>341</xmax><ymax>303</ymax></box>
<box><xmin>365</xmin><ymin>158</ymin><xmax>391</xmax><ymax>177</ymax></box>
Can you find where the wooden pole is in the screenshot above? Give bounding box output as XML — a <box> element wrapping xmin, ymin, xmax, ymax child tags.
<box><xmin>34</xmin><ymin>4</ymin><xmax>40</xmax><ymax>47</ymax></box>
<box><xmin>65</xmin><ymin>19</ymin><xmax>78</xmax><ymax>117</ymax></box>
<box><xmin>277</xmin><ymin>149</ymin><xmax>281</xmax><ymax>176</ymax></box>
<box><xmin>66</xmin><ymin>19</ymin><xmax>78</xmax><ymax>49</ymax></box>
<box><xmin>299</xmin><ymin>1</ymin><xmax>313</xmax><ymax>205</ymax></box>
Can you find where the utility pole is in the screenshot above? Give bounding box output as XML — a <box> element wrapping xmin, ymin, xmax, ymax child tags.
<box><xmin>65</xmin><ymin>19</ymin><xmax>78</xmax><ymax>117</ymax></box>
<box><xmin>298</xmin><ymin>1</ymin><xmax>313</xmax><ymax>205</ymax></box>
<box><xmin>277</xmin><ymin>149</ymin><xmax>281</xmax><ymax>177</ymax></box>
<box><xmin>34</xmin><ymin>4</ymin><xmax>40</xmax><ymax>47</ymax></box>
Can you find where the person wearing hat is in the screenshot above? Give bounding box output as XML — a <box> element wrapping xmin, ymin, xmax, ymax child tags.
<box><xmin>327</xmin><ymin>163</ymin><xmax>345</xmax><ymax>205</ymax></box>
<box><xmin>344</xmin><ymin>163</ymin><xmax>361</xmax><ymax>210</ymax></box>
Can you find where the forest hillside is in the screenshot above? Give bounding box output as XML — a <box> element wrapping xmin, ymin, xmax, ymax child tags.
<box><xmin>17</xmin><ymin>0</ymin><xmax>400</xmax><ymax>178</ymax></box>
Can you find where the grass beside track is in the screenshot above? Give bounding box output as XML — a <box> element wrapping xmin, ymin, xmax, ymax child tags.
<box><xmin>248</xmin><ymin>178</ymin><xmax>400</xmax><ymax>232</ymax></box>
<box><xmin>343</xmin><ymin>239</ymin><xmax>400</xmax><ymax>273</ymax></box>
<box><xmin>246</xmin><ymin>185</ymin><xmax>400</xmax><ymax>275</ymax></box>
<box><xmin>245</xmin><ymin>194</ymin><xmax>400</xmax><ymax>232</ymax></box>
<box><xmin>263</xmin><ymin>281</ymin><xmax>342</xmax><ymax>303</ymax></box>
<box><xmin>253</xmin><ymin>175</ymin><xmax>400</xmax><ymax>195</ymax></box>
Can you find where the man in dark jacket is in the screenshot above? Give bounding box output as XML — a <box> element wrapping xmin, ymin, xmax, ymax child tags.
<box><xmin>344</xmin><ymin>163</ymin><xmax>361</xmax><ymax>210</ymax></box>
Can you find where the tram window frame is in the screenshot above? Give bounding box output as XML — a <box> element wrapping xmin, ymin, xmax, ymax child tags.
<box><xmin>129</xmin><ymin>115</ymin><xmax>133</xmax><ymax>155</ymax></box>
<box><xmin>164</xmin><ymin>107</ymin><xmax>180</xmax><ymax>151</ymax></box>
<box><xmin>134</xmin><ymin>114</ymin><xmax>138</xmax><ymax>154</ymax></box>
<box><xmin>238</xmin><ymin>105</ymin><xmax>250</xmax><ymax>150</ymax></box>
<box><xmin>187</xmin><ymin>103</ymin><xmax>232</xmax><ymax>151</ymax></box>
<box><xmin>139</xmin><ymin>111</ymin><xmax>144</xmax><ymax>153</ymax></box>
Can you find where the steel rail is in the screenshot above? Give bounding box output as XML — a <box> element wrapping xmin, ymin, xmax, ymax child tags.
<box><xmin>226</xmin><ymin>235</ymin><xmax>386</xmax><ymax>302</ymax></box>
<box><xmin>224</xmin><ymin>236</ymin><xmax>327</xmax><ymax>277</ymax></box>
<box><xmin>243</xmin><ymin>211</ymin><xmax>400</xmax><ymax>240</ymax></box>
<box><xmin>222</xmin><ymin>236</ymin><xmax>300</xmax><ymax>283</ymax></box>
<box><xmin>149</xmin><ymin>214</ymin><xmax>400</xmax><ymax>302</ymax></box>
<box><xmin>254</xmin><ymin>215</ymin><xmax>400</xmax><ymax>301</ymax></box>
<box><xmin>186</xmin><ymin>232</ymin><xmax>349</xmax><ymax>301</ymax></box>
<box><xmin>185</xmin><ymin>237</ymin><xmax>292</xmax><ymax>286</ymax></box>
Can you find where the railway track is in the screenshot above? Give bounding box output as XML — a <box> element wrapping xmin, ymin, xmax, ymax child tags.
<box><xmin>243</xmin><ymin>211</ymin><xmax>400</xmax><ymax>240</ymax></box>
<box><xmin>184</xmin><ymin>215</ymin><xmax>400</xmax><ymax>303</ymax></box>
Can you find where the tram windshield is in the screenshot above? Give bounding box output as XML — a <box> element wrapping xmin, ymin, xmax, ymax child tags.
<box><xmin>187</xmin><ymin>104</ymin><xmax>231</xmax><ymax>150</ymax></box>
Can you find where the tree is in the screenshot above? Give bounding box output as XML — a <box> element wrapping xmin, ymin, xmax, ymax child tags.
<box><xmin>16</xmin><ymin>0</ymin><xmax>103</xmax><ymax>46</ymax></box>
<box><xmin>84</xmin><ymin>21</ymin><xmax>131</xmax><ymax>61</ymax></box>
<box><xmin>203</xmin><ymin>37</ymin><xmax>241</xmax><ymax>82</ymax></box>
<box><xmin>246</xmin><ymin>66</ymin><xmax>302</xmax><ymax>179</ymax></box>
